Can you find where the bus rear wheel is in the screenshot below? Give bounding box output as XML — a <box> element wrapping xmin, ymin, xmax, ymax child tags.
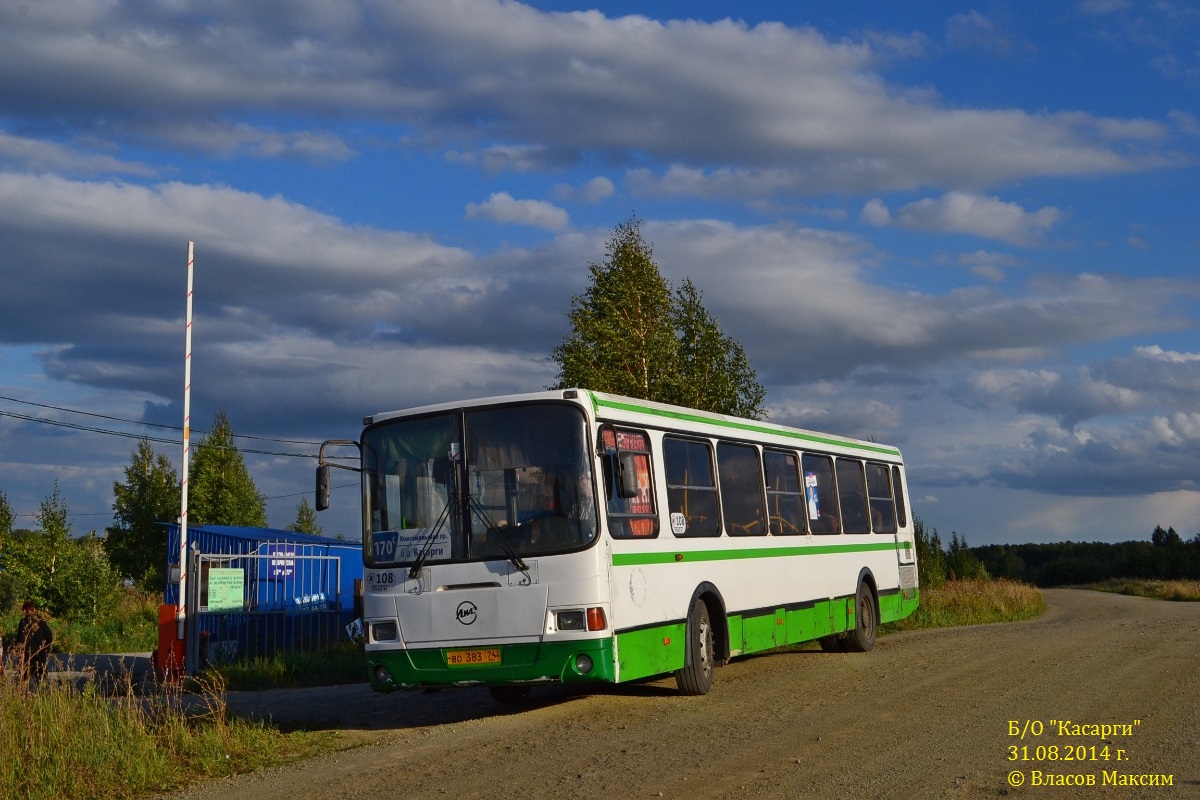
<box><xmin>843</xmin><ymin>582</ymin><xmax>877</xmax><ymax>653</ymax></box>
<box><xmin>818</xmin><ymin>635</ymin><xmax>846</xmax><ymax>652</ymax></box>
<box><xmin>675</xmin><ymin>600</ymin><xmax>715</xmax><ymax>695</ymax></box>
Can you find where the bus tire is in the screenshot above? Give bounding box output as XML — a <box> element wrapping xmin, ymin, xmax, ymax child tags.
<box><xmin>675</xmin><ymin>600</ymin><xmax>715</xmax><ymax>695</ymax></box>
<box><xmin>489</xmin><ymin>685</ymin><xmax>532</xmax><ymax>705</ymax></box>
<box><xmin>843</xmin><ymin>582</ymin><xmax>877</xmax><ymax>653</ymax></box>
<box><xmin>818</xmin><ymin>635</ymin><xmax>846</xmax><ymax>652</ymax></box>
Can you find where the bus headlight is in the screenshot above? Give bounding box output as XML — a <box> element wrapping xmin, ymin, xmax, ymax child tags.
<box><xmin>373</xmin><ymin>665</ymin><xmax>393</xmax><ymax>684</ymax></box>
<box><xmin>556</xmin><ymin>610</ymin><xmax>585</xmax><ymax>630</ymax></box>
<box><xmin>574</xmin><ymin>654</ymin><xmax>593</xmax><ymax>674</ymax></box>
<box><xmin>371</xmin><ymin>621</ymin><xmax>399</xmax><ymax>642</ymax></box>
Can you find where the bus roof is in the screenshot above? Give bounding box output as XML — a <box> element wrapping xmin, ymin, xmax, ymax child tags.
<box><xmin>365</xmin><ymin>388</ymin><xmax>902</xmax><ymax>461</ymax></box>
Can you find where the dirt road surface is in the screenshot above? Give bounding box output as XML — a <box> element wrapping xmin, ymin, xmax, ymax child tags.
<box><xmin>174</xmin><ymin>589</ymin><xmax>1199</xmax><ymax>799</ymax></box>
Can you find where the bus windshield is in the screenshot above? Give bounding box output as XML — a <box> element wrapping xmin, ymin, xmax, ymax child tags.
<box><xmin>362</xmin><ymin>403</ymin><xmax>597</xmax><ymax>567</ymax></box>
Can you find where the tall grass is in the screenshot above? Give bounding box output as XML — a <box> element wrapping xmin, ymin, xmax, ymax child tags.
<box><xmin>882</xmin><ymin>578</ymin><xmax>1046</xmax><ymax>632</ymax></box>
<box><xmin>1086</xmin><ymin>579</ymin><xmax>1200</xmax><ymax>602</ymax></box>
<box><xmin>0</xmin><ymin>672</ymin><xmax>330</xmax><ymax>800</ymax></box>
<box><xmin>208</xmin><ymin>642</ymin><xmax>367</xmax><ymax>691</ymax></box>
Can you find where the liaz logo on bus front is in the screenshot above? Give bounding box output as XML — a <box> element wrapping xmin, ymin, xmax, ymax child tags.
<box><xmin>456</xmin><ymin>601</ymin><xmax>478</xmax><ymax>625</ymax></box>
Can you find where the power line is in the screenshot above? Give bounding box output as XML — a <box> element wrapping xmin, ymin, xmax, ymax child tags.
<box><xmin>0</xmin><ymin>393</ymin><xmax>328</xmax><ymax>448</ymax></box>
<box><xmin>12</xmin><ymin>482</ymin><xmax>359</xmax><ymax>520</ymax></box>
<box><xmin>0</xmin><ymin>409</ymin><xmax>324</xmax><ymax>459</ymax></box>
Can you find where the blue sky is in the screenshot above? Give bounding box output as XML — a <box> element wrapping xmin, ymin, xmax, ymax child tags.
<box><xmin>1</xmin><ymin>0</ymin><xmax>1198</xmax><ymax>545</ymax></box>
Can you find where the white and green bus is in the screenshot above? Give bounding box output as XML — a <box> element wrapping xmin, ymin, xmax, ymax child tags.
<box><xmin>318</xmin><ymin>389</ymin><xmax>918</xmax><ymax>700</ymax></box>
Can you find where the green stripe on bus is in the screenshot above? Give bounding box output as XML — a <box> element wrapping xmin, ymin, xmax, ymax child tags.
<box><xmin>611</xmin><ymin>540</ymin><xmax>902</xmax><ymax>567</ymax></box>
<box><xmin>616</xmin><ymin>588</ymin><xmax>920</xmax><ymax>680</ymax></box>
<box><xmin>589</xmin><ymin>393</ymin><xmax>902</xmax><ymax>458</ymax></box>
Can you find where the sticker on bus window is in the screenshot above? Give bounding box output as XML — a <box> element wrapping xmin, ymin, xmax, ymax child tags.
<box><xmin>671</xmin><ymin>512</ymin><xmax>687</xmax><ymax>535</ymax></box>
<box><xmin>805</xmin><ymin>472</ymin><xmax>820</xmax><ymax>520</ymax></box>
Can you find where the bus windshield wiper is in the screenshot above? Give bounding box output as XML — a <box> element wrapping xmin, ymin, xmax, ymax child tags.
<box><xmin>469</xmin><ymin>496</ymin><xmax>528</xmax><ymax>575</ymax></box>
<box><xmin>407</xmin><ymin>500</ymin><xmax>452</xmax><ymax>580</ymax></box>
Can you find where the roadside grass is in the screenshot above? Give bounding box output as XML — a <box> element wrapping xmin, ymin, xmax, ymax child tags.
<box><xmin>1</xmin><ymin>590</ymin><xmax>159</xmax><ymax>656</ymax></box>
<box><xmin>880</xmin><ymin>578</ymin><xmax>1047</xmax><ymax>633</ymax></box>
<box><xmin>207</xmin><ymin>642</ymin><xmax>367</xmax><ymax>691</ymax></box>
<box><xmin>0</xmin><ymin>672</ymin><xmax>335</xmax><ymax>800</ymax></box>
<box><xmin>1084</xmin><ymin>578</ymin><xmax>1200</xmax><ymax>602</ymax></box>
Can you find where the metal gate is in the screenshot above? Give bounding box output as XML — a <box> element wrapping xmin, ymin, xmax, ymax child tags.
<box><xmin>185</xmin><ymin>546</ymin><xmax>345</xmax><ymax>667</ymax></box>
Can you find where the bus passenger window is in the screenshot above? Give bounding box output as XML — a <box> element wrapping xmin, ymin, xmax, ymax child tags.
<box><xmin>763</xmin><ymin>450</ymin><xmax>806</xmax><ymax>535</ymax></box>
<box><xmin>836</xmin><ymin>459</ymin><xmax>870</xmax><ymax>534</ymax></box>
<box><xmin>866</xmin><ymin>463</ymin><xmax>897</xmax><ymax>533</ymax></box>
<box><xmin>664</xmin><ymin>437</ymin><xmax>721</xmax><ymax>537</ymax></box>
<box><xmin>601</xmin><ymin>427</ymin><xmax>658</xmax><ymax>538</ymax></box>
<box><xmin>800</xmin><ymin>453</ymin><xmax>839</xmax><ymax>534</ymax></box>
<box><xmin>717</xmin><ymin>442</ymin><xmax>766</xmax><ymax>536</ymax></box>
<box><xmin>892</xmin><ymin>465</ymin><xmax>908</xmax><ymax>529</ymax></box>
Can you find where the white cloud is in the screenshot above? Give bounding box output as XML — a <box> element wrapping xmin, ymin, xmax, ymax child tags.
<box><xmin>945</xmin><ymin>11</ymin><xmax>1022</xmax><ymax>56</ymax></box>
<box><xmin>464</xmin><ymin>192</ymin><xmax>570</xmax><ymax>230</ymax></box>
<box><xmin>0</xmin><ymin>1</ymin><xmax>1174</xmax><ymax>190</ymax></box>
<box><xmin>863</xmin><ymin>192</ymin><xmax>1063</xmax><ymax>245</ymax></box>
<box><xmin>2</xmin><ymin>173</ymin><xmax>1199</xmax><ymax>522</ymax></box>
<box><xmin>553</xmin><ymin>176</ymin><xmax>615</xmax><ymax>203</ymax></box>
<box><xmin>859</xmin><ymin>198</ymin><xmax>891</xmax><ymax>226</ymax></box>
<box><xmin>955</xmin><ymin>250</ymin><xmax>1023</xmax><ymax>282</ymax></box>
<box><xmin>971</xmin><ymin>366</ymin><xmax>1144</xmax><ymax>426</ymax></box>
<box><xmin>0</xmin><ymin>131</ymin><xmax>156</xmax><ymax>176</ymax></box>
<box><xmin>148</xmin><ymin>122</ymin><xmax>356</xmax><ymax>162</ymax></box>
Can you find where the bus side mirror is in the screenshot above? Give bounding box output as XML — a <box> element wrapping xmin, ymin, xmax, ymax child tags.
<box><xmin>315</xmin><ymin>464</ymin><xmax>331</xmax><ymax>511</ymax></box>
<box><xmin>617</xmin><ymin>452</ymin><xmax>640</xmax><ymax>499</ymax></box>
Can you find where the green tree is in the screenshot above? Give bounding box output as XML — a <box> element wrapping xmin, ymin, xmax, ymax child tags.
<box><xmin>1151</xmin><ymin>525</ymin><xmax>1182</xmax><ymax>547</ymax></box>
<box><xmin>0</xmin><ymin>488</ymin><xmax>13</xmax><ymax>538</ymax></box>
<box><xmin>107</xmin><ymin>437</ymin><xmax>179</xmax><ymax>587</ymax></box>
<box><xmin>287</xmin><ymin>497</ymin><xmax>323</xmax><ymax>536</ymax></box>
<box><xmin>913</xmin><ymin>515</ymin><xmax>947</xmax><ymax>589</ymax></box>
<box><xmin>34</xmin><ymin>482</ymin><xmax>74</xmax><ymax>613</ymax></box>
<box><xmin>189</xmin><ymin>409</ymin><xmax>268</xmax><ymax>527</ymax></box>
<box><xmin>71</xmin><ymin>531</ymin><xmax>121</xmax><ymax>622</ymax></box>
<box><xmin>670</xmin><ymin>278</ymin><xmax>766</xmax><ymax>418</ymax></box>
<box><xmin>0</xmin><ymin>483</ymin><xmax>119</xmax><ymax>619</ymax></box>
<box><xmin>947</xmin><ymin>531</ymin><xmax>990</xmax><ymax>581</ymax></box>
<box><xmin>552</xmin><ymin>217</ymin><xmax>766</xmax><ymax>418</ymax></box>
<box><xmin>553</xmin><ymin>217</ymin><xmax>679</xmax><ymax>401</ymax></box>
<box><xmin>0</xmin><ymin>489</ymin><xmax>15</xmax><ymax>608</ymax></box>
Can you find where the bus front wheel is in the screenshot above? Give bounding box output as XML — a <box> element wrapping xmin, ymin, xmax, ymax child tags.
<box><xmin>675</xmin><ymin>600</ymin><xmax>715</xmax><ymax>695</ymax></box>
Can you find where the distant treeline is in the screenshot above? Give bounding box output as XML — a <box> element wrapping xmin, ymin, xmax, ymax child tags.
<box><xmin>971</xmin><ymin>526</ymin><xmax>1200</xmax><ymax>587</ymax></box>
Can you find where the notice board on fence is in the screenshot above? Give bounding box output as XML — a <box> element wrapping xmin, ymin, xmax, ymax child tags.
<box><xmin>205</xmin><ymin>568</ymin><xmax>245</xmax><ymax>612</ymax></box>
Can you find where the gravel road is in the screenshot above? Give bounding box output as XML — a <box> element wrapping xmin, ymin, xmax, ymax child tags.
<box><xmin>174</xmin><ymin>589</ymin><xmax>1200</xmax><ymax>799</ymax></box>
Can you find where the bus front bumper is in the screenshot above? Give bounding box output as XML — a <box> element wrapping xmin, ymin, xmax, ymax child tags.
<box><xmin>367</xmin><ymin>637</ymin><xmax>616</xmax><ymax>691</ymax></box>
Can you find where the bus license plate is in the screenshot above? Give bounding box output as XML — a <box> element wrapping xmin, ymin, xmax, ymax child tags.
<box><xmin>446</xmin><ymin>648</ymin><xmax>502</xmax><ymax>667</ymax></box>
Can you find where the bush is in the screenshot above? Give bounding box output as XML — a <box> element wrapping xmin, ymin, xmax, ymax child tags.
<box><xmin>0</xmin><ymin>486</ymin><xmax>122</xmax><ymax>622</ymax></box>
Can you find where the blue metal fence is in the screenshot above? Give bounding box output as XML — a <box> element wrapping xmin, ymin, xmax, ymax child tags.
<box><xmin>164</xmin><ymin>525</ymin><xmax>364</xmax><ymax>667</ymax></box>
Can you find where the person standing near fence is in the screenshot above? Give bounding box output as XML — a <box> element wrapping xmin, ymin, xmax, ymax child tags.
<box><xmin>16</xmin><ymin>600</ymin><xmax>53</xmax><ymax>685</ymax></box>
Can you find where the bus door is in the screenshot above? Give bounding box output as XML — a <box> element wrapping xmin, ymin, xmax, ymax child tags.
<box><xmin>891</xmin><ymin>465</ymin><xmax>916</xmax><ymax>566</ymax></box>
<box><xmin>880</xmin><ymin>464</ymin><xmax>919</xmax><ymax>604</ymax></box>
<box><xmin>868</xmin><ymin>463</ymin><xmax>916</xmax><ymax>566</ymax></box>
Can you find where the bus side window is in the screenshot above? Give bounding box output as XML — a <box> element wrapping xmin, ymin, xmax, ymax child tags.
<box><xmin>800</xmin><ymin>453</ymin><xmax>839</xmax><ymax>534</ymax></box>
<box><xmin>664</xmin><ymin>437</ymin><xmax>721</xmax><ymax>537</ymax></box>
<box><xmin>717</xmin><ymin>442</ymin><xmax>766</xmax><ymax>536</ymax></box>
<box><xmin>764</xmin><ymin>449</ymin><xmax>806</xmax><ymax>535</ymax></box>
<box><xmin>836</xmin><ymin>459</ymin><xmax>870</xmax><ymax>534</ymax></box>
<box><xmin>866</xmin><ymin>462</ymin><xmax>897</xmax><ymax>534</ymax></box>
<box><xmin>892</xmin><ymin>465</ymin><xmax>908</xmax><ymax>529</ymax></box>
<box><xmin>601</xmin><ymin>427</ymin><xmax>658</xmax><ymax>538</ymax></box>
